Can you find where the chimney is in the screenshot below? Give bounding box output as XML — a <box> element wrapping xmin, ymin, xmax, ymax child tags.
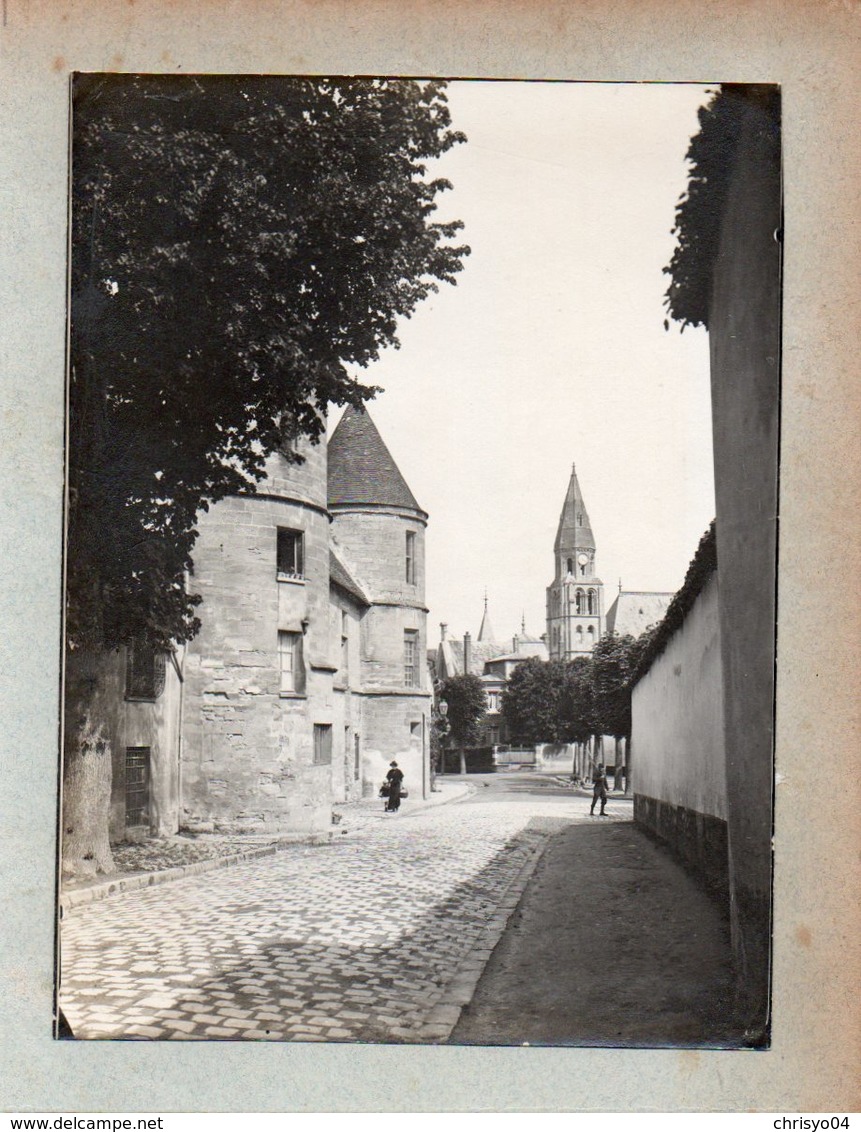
<box><xmin>463</xmin><ymin>631</ymin><xmax>472</xmax><ymax>674</ymax></box>
<box><xmin>440</xmin><ymin>622</ymin><xmax>448</xmax><ymax>642</ymax></box>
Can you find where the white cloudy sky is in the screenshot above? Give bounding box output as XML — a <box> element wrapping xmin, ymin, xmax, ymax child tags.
<box><xmin>334</xmin><ymin>81</ymin><xmax>716</xmax><ymax>646</ymax></box>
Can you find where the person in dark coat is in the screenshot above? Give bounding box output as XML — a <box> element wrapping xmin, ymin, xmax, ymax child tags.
<box><xmin>590</xmin><ymin>764</ymin><xmax>608</xmax><ymax>816</ymax></box>
<box><xmin>385</xmin><ymin>761</ymin><xmax>404</xmax><ymax>812</ymax></box>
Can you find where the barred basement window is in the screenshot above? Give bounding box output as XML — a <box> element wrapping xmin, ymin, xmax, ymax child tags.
<box><xmin>313</xmin><ymin>724</ymin><xmax>332</xmax><ymax>766</ymax></box>
<box><xmin>125</xmin><ymin>746</ymin><xmax>151</xmax><ymax>828</ymax></box>
<box><xmin>277</xmin><ymin>528</ymin><xmax>304</xmax><ymax>579</ymax></box>
<box><xmin>125</xmin><ymin>644</ymin><xmax>166</xmax><ymax>701</ymax></box>
<box><xmin>404</xmin><ymin>629</ymin><xmax>419</xmax><ymax>687</ymax></box>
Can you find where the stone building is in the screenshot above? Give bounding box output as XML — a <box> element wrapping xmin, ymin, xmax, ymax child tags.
<box><xmin>545</xmin><ymin>466</ymin><xmax>670</xmax><ymax>659</ymax></box>
<box><xmin>105</xmin><ymin>404</ymin><xmax>430</xmax><ymax>843</ymax></box>
<box><xmin>431</xmin><ymin>608</ymin><xmax>547</xmax><ymax>750</ymax></box>
<box><xmin>546</xmin><ymin>464</ymin><xmax>604</xmax><ymax>659</ymax></box>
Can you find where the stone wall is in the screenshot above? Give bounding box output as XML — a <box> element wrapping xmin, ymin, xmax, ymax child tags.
<box><xmin>332</xmin><ymin>503</ymin><xmax>430</xmax><ymax>798</ymax></box>
<box><xmin>329</xmin><ymin>586</ymin><xmax>366</xmax><ymax>803</ymax></box>
<box><xmin>330</xmin><ymin>508</ymin><xmax>425</xmax><ymax>604</ymax></box>
<box><xmin>708</xmin><ymin>91</ymin><xmax>781</xmax><ymax>1038</ymax></box>
<box><xmin>180</xmin><ymin>442</ymin><xmax>336</xmax><ymax>835</ymax></box>
<box><xmin>631</xmin><ymin>572</ymin><xmax>728</xmax><ymax>897</ymax></box>
<box><xmin>63</xmin><ymin>646</ymin><xmax>182</xmax><ymax>844</ymax></box>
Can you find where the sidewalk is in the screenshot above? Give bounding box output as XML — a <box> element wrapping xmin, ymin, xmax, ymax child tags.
<box><xmin>450</xmin><ymin>817</ymin><xmax>741</xmax><ymax>1047</ymax></box>
<box><xmin>61</xmin><ymin>779</ymin><xmax>471</xmax><ymax>912</ymax></box>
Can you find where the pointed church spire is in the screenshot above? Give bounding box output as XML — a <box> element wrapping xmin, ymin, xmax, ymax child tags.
<box><xmin>553</xmin><ymin>462</ymin><xmax>596</xmax><ymax>555</ymax></box>
<box><xmin>477</xmin><ymin>591</ymin><xmax>496</xmax><ymax>643</ymax></box>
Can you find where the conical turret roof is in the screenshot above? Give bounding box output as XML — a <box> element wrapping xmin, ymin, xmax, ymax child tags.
<box><xmin>328</xmin><ymin>405</ymin><xmax>424</xmax><ymax>514</ymax></box>
<box><xmin>554</xmin><ymin>463</ymin><xmax>595</xmax><ymax>553</ymax></box>
<box><xmin>477</xmin><ymin>594</ymin><xmax>496</xmax><ymax>643</ymax></box>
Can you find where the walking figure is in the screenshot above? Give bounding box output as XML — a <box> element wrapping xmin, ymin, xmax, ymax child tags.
<box><xmin>590</xmin><ymin>764</ymin><xmax>608</xmax><ymax>816</ymax></box>
<box><xmin>385</xmin><ymin>760</ymin><xmax>404</xmax><ymax>813</ymax></box>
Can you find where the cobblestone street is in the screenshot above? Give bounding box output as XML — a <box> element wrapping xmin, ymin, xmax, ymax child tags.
<box><xmin>60</xmin><ymin>778</ymin><xmax>630</xmax><ymax>1043</ymax></box>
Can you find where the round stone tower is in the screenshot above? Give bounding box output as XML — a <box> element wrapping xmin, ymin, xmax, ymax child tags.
<box><xmin>327</xmin><ymin>405</ymin><xmax>431</xmax><ymax>796</ymax></box>
<box><xmin>180</xmin><ymin>430</ymin><xmax>335</xmax><ymax>835</ymax></box>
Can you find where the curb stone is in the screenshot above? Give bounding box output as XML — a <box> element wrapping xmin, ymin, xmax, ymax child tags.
<box><xmin>414</xmin><ymin>829</ymin><xmax>550</xmax><ymax>1042</ymax></box>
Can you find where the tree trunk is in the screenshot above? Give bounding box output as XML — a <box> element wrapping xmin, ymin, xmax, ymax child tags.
<box><xmin>624</xmin><ymin>733</ymin><xmax>631</xmax><ymax>795</ymax></box>
<box><xmin>613</xmin><ymin>736</ymin><xmax>619</xmax><ymax>788</ymax></box>
<box><xmin>459</xmin><ymin>746</ymin><xmax>467</xmax><ymax>776</ymax></box>
<box><xmin>62</xmin><ymin>650</ymin><xmax>116</xmax><ymax>879</ymax></box>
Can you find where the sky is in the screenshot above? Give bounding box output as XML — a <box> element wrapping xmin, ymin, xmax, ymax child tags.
<box><xmin>332</xmin><ymin>81</ymin><xmax>716</xmax><ymax>647</ymax></box>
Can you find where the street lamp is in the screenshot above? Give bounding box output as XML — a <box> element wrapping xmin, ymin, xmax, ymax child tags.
<box><xmin>434</xmin><ymin>697</ymin><xmax>449</xmax><ymax>780</ymax></box>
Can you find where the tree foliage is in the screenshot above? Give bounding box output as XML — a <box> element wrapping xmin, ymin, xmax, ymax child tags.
<box><xmin>68</xmin><ymin>75</ymin><xmax>469</xmax><ymax>652</ymax></box>
<box><xmin>440</xmin><ymin>674</ymin><xmax>487</xmax><ymax>749</ymax></box>
<box><xmin>502</xmin><ymin>657</ymin><xmax>595</xmax><ymax>746</ymax></box>
<box><xmin>590</xmin><ymin>633</ymin><xmax>641</xmax><ymax>740</ymax></box>
<box><xmin>663</xmin><ymin>84</ymin><xmax>780</xmax><ymax>331</ymax></box>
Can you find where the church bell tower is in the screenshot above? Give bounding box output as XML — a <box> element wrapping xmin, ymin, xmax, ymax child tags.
<box><xmin>546</xmin><ymin>463</ymin><xmax>604</xmax><ymax>660</ymax></box>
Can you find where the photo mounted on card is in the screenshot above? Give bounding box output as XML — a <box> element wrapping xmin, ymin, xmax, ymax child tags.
<box><xmin>58</xmin><ymin>77</ymin><xmax>780</xmax><ymax>1048</ymax></box>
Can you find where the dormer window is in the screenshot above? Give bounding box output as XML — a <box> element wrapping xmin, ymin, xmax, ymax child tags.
<box><xmin>277</xmin><ymin>528</ymin><xmax>304</xmax><ymax>580</ymax></box>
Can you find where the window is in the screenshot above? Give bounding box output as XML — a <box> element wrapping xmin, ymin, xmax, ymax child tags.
<box><xmin>277</xmin><ymin>414</ymin><xmax>301</xmax><ymax>457</ymax></box>
<box><xmin>567</xmin><ymin>558</ymin><xmax>573</xmax><ymax>575</ymax></box>
<box><xmin>354</xmin><ymin>733</ymin><xmax>361</xmax><ymax>780</ymax></box>
<box><xmin>340</xmin><ymin>610</ymin><xmax>349</xmax><ymax>678</ymax></box>
<box><xmin>278</xmin><ymin>631</ymin><xmax>305</xmax><ymax>694</ymax></box>
<box><xmin>587</xmin><ymin>589</ymin><xmax>596</xmax><ymax>615</ymax></box>
<box><xmin>313</xmin><ymin>724</ymin><xmax>332</xmax><ymax>765</ymax></box>
<box><xmin>404</xmin><ymin>630</ymin><xmax>419</xmax><ymax>687</ymax></box>
<box><xmin>126</xmin><ymin>644</ymin><xmax>166</xmax><ymax>701</ymax></box>
<box><xmin>125</xmin><ymin>747</ymin><xmax>150</xmax><ymax>828</ymax></box>
<box><xmin>405</xmin><ymin>531</ymin><xmax>416</xmax><ymax>585</ymax></box>
<box><xmin>277</xmin><ymin>528</ymin><xmax>304</xmax><ymax>579</ymax></box>
<box><xmin>575</xmin><ymin>589</ymin><xmax>584</xmax><ymax>614</ymax></box>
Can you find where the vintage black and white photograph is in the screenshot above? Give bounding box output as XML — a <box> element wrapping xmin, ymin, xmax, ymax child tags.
<box><xmin>58</xmin><ymin>76</ymin><xmax>780</xmax><ymax>1048</ymax></box>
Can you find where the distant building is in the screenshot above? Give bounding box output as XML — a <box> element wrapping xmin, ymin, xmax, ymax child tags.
<box><xmin>432</xmin><ymin>606</ymin><xmax>547</xmax><ymax>749</ymax></box>
<box><xmin>546</xmin><ymin>464</ymin><xmax>670</xmax><ymax>656</ymax></box>
<box><xmin>605</xmin><ymin>590</ymin><xmax>673</xmax><ymax>640</ymax></box>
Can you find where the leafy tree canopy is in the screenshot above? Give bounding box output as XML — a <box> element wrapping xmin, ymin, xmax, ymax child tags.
<box><xmin>440</xmin><ymin>674</ymin><xmax>487</xmax><ymax>749</ymax></box>
<box><xmin>590</xmin><ymin>633</ymin><xmax>641</xmax><ymax>739</ymax></box>
<box><xmin>663</xmin><ymin>84</ymin><xmax>780</xmax><ymax>331</ymax></box>
<box><xmin>69</xmin><ymin>75</ymin><xmax>469</xmax><ymax>652</ymax></box>
<box><xmin>502</xmin><ymin>657</ymin><xmax>595</xmax><ymax>746</ymax></box>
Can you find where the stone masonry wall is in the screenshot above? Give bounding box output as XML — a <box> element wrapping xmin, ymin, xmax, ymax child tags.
<box><xmin>631</xmin><ymin>573</ymin><xmax>728</xmax><ymax>898</ymax></box>
<box><xmin>181</xmin><ymin>442</ymin><xmax>337</xmax><ymax>834</ymax></box>
<box><xmin>708</xmin><ymin>93</ymin><xmax>781</xmax><ymax>1039</ymax></box>
<box><xmin>332</xmin><ymin>506</ymin><xmax>430</xmax><ymax>798</ymax></box>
